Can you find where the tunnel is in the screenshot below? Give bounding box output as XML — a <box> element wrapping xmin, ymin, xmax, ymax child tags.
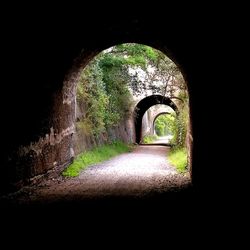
<box><xmin>152</xmin><ymin>112</ymin><xmax>172</xmax><ymax>136</ymax></box>
<box><xmin>1</xmin><ymin>15</ymin><xmax>198</xmax><ymax>195</ymax></box>
<box><xmin>0</xmin><ymin>5</ymin><xmax>245</xmax><ymax>242</ymax></box>
<box><xmin>1</xmin><ymin>6</ymin><xmax>233</xmax><ymax>199</ymax></box>
<box><xmin>134</xmin><ymin>95</ymin><xmax>178</xmax><ymax>144</ymax></box>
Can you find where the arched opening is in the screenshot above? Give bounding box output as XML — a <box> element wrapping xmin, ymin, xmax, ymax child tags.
<box><xmin>153</xmin><ymin>112</ymin><xmax>172</xmax><ymax>135</ymax></box>
<box><xmin>63</xmin><ymin>43</ymin><xmax>190</xmax><ymax>170</ymax></box>
<box><xmin>1</xmin><ymin>7</ymin><xmax>237</xmax><ymax>229</ymax></box>
<box><xmin>59</xmin><ymin>43</ymin><xmax>192</xmax><ymax>195</ymax></box>
<box><xmin>134</xmin><ymin>95</ymin><xmax>178</xmax><ymax>144</ymax></box>
<box><xmin>1</xmin><ymin>40</ymin><xmax>193</xmax><ymax>200</ymax></box>
<box><xmin>153</xmin><ymin>112</ymin><xmax>174</xmax><ymax>144</ymax></box>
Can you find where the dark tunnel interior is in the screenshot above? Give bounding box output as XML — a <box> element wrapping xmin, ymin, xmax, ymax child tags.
<box><xmin>0</xmin><ymin>6</ymin><xmax>246</xmax><ymax>231</ymax></box>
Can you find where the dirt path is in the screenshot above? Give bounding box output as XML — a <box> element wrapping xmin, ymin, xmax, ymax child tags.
<box><xmin>1</xmin><ymin>145</ymin><xmax>191</xmax><ymax>205</ymax></box>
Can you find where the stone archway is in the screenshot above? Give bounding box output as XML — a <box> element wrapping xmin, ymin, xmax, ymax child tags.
<box><xmin>1</xmin><ymin>16</ymin><xmax>196</xmax><ymax>194</ymax></box>
<box><xmin>134</xmin><ymin>95</ymin><xmax>178</xmax><ymax>143</ymax></box>
<box><xmin>153</xmin><ymin>112</ymin><xmax>171</xmax><ymax>135</ymax></box>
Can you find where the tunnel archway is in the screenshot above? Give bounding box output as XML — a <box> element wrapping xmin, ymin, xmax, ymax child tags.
<box><xmin>134</xmin><ymin>95</ymin><xmax>178</xmax><ymax>143</ymax></box>
<box><xmin>153</xmin><ymin>112</ymin><xmax>171</xmax><ymax>135</ymax></box>
<box><xmin>1</xmin><ymin>20</ymin><xmax>195</xmax><ymax>194</ymax></box>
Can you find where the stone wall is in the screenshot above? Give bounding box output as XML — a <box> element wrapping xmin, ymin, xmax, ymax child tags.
<box><xmin>73</xmin><ymin>99</ymin><xmax>135</xmax><ymax>156</ymax></box>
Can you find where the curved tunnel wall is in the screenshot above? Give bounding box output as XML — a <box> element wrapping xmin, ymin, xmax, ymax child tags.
<box><xmin>1</xmin><ymin>13</ymin><xmax>212</xmax><ymax>194</ymax></box>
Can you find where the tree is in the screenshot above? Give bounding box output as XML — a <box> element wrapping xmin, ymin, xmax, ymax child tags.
<box><xmin>109</xmin><ymin>43</ymin><xmax>187</xmax><ymax>103</ymax></box>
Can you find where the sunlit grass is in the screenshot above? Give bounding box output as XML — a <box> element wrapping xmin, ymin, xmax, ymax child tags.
<box><xmin>142</xmin><ymin>134</ymin><xmax>158</xmax><ymax>143</ymax></box>
<box><xmin>168</xmin><ymin>147</ymin><xmax>187</xmax><ymax>173</ymax></box>
<box><xmin>62</xmin><ymin>141</ymin><xmax>133</xmax><ymax>177</ymax></box>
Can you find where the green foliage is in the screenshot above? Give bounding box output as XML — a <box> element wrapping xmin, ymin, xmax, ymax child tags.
<box><xmin>168</xmin><ymin>147</ymin><xmax>187</xmax><ymax>173</ymax></box>
<box><xmin>62</xmin><ymin>141</ymin><xmax>133</xmax><ymax>177</ymax></box>
<box><xmin>77</xmin><ymin>58</ymin><xmax>109</xmax><ymax>136</ymax></box>
<box><xmin>112</xmin><ymin>43</ymin><xmax>184</xmax><ymax>96</ymax></box>
<box><xmin>171</xmin><ymin>97</ymin><xmax>189</xmax><ymax>148</ymax></box>
<box><xmin>114</xmin><ymin>43</ymin><xmax>158</xmax><ymax>65</ymax></box>
<box><xmin>77</xmin><ymin>51</ymin><xmax>133</xmax><ymax>136</ymax></box>
<box><xmin>98</xmin><ymin>54</ymin><xmax>125</xmax><ymax>68</ymax></box>
<box><xmin>142</xmin><ymin>134</ymin><xmax>158</xmax><ymax>144</ymax></box>
<box><xmin>100</xmin><ymin>55</ymin><xmax>133</xmax><ymax>126</ymax></box>
<box><xmin>155</xmin><ymin>114</ymin><xmax>176</xmax><ymax>136</ymax></box>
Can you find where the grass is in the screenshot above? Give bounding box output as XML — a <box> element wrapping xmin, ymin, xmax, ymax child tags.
<box><xmin>168</xmin><ymin>147</ymin><xmax>188</xmax><ymax>173</ymax></box>
<box><xmin>62</xmin><ymin>140</ymin><xmax>133</xmax><ymax>177</ymax></box>
<box><xmin>142</xmin><ymin>134</ymin><xmax>158</xmax><ymax>143</ymax></box>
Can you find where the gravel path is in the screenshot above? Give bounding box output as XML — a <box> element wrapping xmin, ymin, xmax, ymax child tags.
<box><xmin>1</xmin><ymin>145</ymin><xmax>191</xmax><ymax>205</ymax></box>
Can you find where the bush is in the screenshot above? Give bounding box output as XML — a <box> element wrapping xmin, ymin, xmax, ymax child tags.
<box><xmin>168</xmin><ymin>147</ymin><xmax>187</xmax><ymax>173</ymax></box>
<box><xmin>142</xmin><ymin>134</ymin><xmax>158</xmax><ymax>143</ymax></box>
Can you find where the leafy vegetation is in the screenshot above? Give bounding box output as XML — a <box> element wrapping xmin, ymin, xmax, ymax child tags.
<box><xmin>62</xmin><ymin>141</ymin><xmax>133</xmax><ymax>177</ymax></box>
<box><xmin>155</xmin><ymin>114</ymin><xmax>176</xmax><ymax>137</ymax></box>
<box><xmin>77</xmin><ymin>61</ymin><xmax>108</xmax><ymax>135</ymax></box>
<box><xmin>171</xmin><ymin>98</ymin><xmax>189</xmax><ymax>147</ymax></box>
<box><xmin>168</xmin><ymin>148</ymin><xmax>187</xmax><ymax>173</ymax></box>
<box><xmin>142</xmin><ymin>134</ymin><xmax>158</xmax><ymax>143</ymax></box>
<box><xmin>77</xmin><ymin>54</ymin><xmax>133</xmax><ymax>137</ymax></box>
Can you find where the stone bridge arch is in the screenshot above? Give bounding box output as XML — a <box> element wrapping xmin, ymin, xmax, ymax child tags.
<box><xmin>153</xmin><ymin>112</ymin><xmax>172</xmax><ymax>135</ymax></box>
<box><xmin>134</xmin><ymin>95</ymin><xmax>178</xmax><ymax>143</ymax></box>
